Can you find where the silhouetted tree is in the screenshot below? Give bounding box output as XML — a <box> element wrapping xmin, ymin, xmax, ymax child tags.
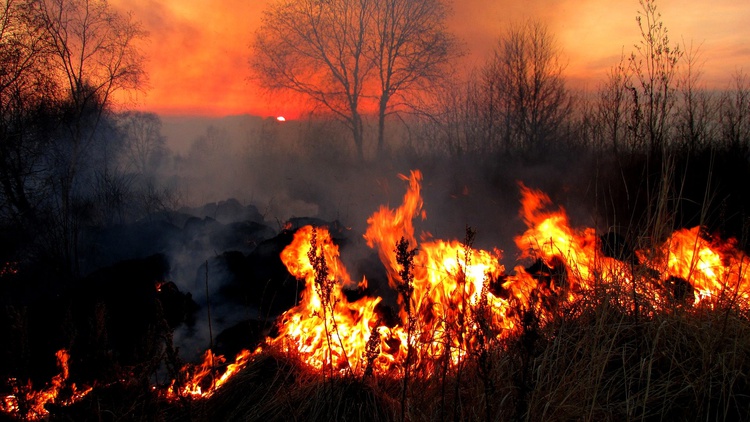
<box><xmin>117</xmin><ymin>111</ymin><xmax>167</xmax><ymax>177</ymax></box>
<box><xmin>0</xmin><ymin>0</ymin><xmax>146</xmax><ymax>273</ymax></box>
<box><xmin>252</xmin><ymin>0</ymin><xmax>373</xmax><ymax>161</ymax></box>
<box><xmin>445</xmin><ymin>20</ymin><xmax>571</xmax><ymax>157</ymax></box>
<box><xmin>719</xmin><ymin>71</ymin><xmax>750</xmax><ymax>153</ymax></box>
<box><xmin>39</xmin><ymin>0</ymin><xmax>145</xmax><ymax>272</ymax></box>
<box><xmin>595</xmin><ymin>55</ymin><xmax>631</xmax><ymax>155</ymax></box>
<box><xmin>251</xmin><ymin>0</ymin><xmax>457</xmax><ymax>161</ymax></box>
<box><xmin>0</xmin><ymin>0</ymin><xmax>57</xmax><ymax>227</ymax></box>
<box><xmin>628</xmin><ymin>0</ymin><xmax>681</xmax><ymax>156</ymax></box>
<box><xmin>370</xmin><ymin>0</ymin><xmax>457</xmax><ymax>157</ymax></box>
<box><xmin>674</xmin><ymin>42</ymin><xmax>716</xmax><ymax>152</ymax></box>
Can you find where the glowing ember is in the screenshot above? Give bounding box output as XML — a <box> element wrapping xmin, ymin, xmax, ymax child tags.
<box><xmin>1</xmin><ymin>349</ymin><xmax>92</xmax><ymax>421</ymax></box>
<box><xmin>0</xmin><ymin>261</ymin><xmax>19</xmax><ymax>278</ymax></box>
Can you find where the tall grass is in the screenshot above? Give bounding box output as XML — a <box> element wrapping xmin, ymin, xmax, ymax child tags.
<box><xmin>192</xmin><ymin>281</ymin><xmax>750</xmax><ymax>422</ymax></box>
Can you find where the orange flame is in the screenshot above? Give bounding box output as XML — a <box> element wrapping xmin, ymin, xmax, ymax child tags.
<box><xmin>1</xmin><ymin>349</ymin><xmax>92</xmax><ymax>421</ymax></box>
<box><xmin>163</xmin><ymin>348</ymin><xmax>254</xmax><ymax>400</ymax></box>
<box><xmin>260</xmin><ymin>170</ymin><xmax>750</xmax><ymax>378</ymax></box>
<box><xmin>513</xmin><ymin>183</ymin><xmax>632</xmax><ymax>298</ymax></box>
<box><xmin>269</xmin><ymin>171</ymin><xmax>514</xmax><ymax>374</ymax></box>
<box><xmin>364</xmin><ymin>170</ymin><xmax>425</xmax><ymax>291</ymax></box>
<box><xmin>639</xmin><ymin>227</ymin><xmax>750</xmax><ymax>304</ymax></box>
<box><xmin>9</xmin><ymin>169</ymin><xmax>748</xmax><ymax>411</ymax></box>
<box><xmin>268</xmin><ymin>225</ymin><xmax>381</xmax><ymax>373</ymax></box>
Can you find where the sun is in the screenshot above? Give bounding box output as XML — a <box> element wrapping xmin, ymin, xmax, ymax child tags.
<box><xmin>276</xmin><ymin>116</ymin><xmax>286</xmax><ymax>122</ymax></box>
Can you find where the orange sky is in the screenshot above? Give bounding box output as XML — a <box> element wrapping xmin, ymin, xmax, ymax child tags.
<box><xmin>110</xmin><ymin>0</ymin><xmax>750</xmax><ymax>118</ymax></box>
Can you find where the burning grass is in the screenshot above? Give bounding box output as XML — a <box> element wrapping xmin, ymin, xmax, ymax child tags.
<box><xmin>1</xmin><ymin>350</ymin><xmax>92</xmax><ymax>421</ymax></box>
<box><xmin>4</xmin><ymin>169</ymin><xmax>750</xmax><ymax>421</ymax></box>
<box><xmin>176</xmin><ymin>302</ymin><xmax>750</xmax><ymax>422</ymax></box>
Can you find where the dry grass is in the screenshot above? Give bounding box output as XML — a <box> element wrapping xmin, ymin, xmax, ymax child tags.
<box><xmin>204</xmin><ymin>351</ymin><xmax>397</xmax><ymax>422</ymax></box>
<box><xmin>149</xmin><ymin>287</ymin><xmax>750</xmax><ymax>422</ymax></box>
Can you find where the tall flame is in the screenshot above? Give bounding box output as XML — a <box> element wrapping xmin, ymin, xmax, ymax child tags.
<box><xmin>12</xmin><ymin>169</ymin><xmax>750</xmax><ymax>415</ymax></box>
<box><xmin>269</xmin><ymin>225</ymin><xmax>381</xmax><ymax>373</ymax></box>
<box><xmin>364</xmin><ymin>170</ymin><xmax>425</xmax><ymax>291</ymax></box>
<box><xmin>263</xmin><ymin>170</ymin><xmax>750</xmax><ymax>377</ymax></box>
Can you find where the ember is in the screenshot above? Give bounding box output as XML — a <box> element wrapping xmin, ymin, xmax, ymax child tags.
<box><xmin>0</xmin><ymin>261</ymin><xmax>19</xmax><ymax>278</ymax></box>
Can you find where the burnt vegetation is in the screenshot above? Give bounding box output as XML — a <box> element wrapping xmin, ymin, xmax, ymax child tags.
<box><xmin>1</xmin><ymin>0</ymin><xmax>750</xmax><ymax>421</ymax></box>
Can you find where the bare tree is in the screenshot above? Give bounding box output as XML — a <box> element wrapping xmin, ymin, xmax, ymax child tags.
<box><xmin>36</xmin><ymin>0</ymin><xmax>146</xmax><ymax>272</ymax></box>
<box><xmin>719</xmin><ymin>70</ymin><xmax>750</xmax><ymax>152</ymax></box>
<box><xmin>0</xmin><ymin>0</ymin><xmax>55</xmax><ymax>225</ymax></box>
<box><xmin>251</xmin><ymin>0</ymin><xmax>457</xmax><ymax>161</ymax></box>
<box><xmin>675</xmin><ymin>41</ymin><xmax>715</xmax><ymax>152</ymax></box>
<box><xmin>370</xmin><ymin>0</ymin><xmax>457</xmax><ymax>157</ymax></box>
<box><xmin>427</xmin><ymin>78</ymin><xmax>470</xmax><ymax>156</ymax></box>
<box><xmin>628</xmin><ymin>0</ymin><xmax>681</xmax><ymax>156</ymax></box>
<box><xmin>596</xmin><ymin>54</ymin><xmax>631</xmax><ymax>155</ymax></box>
<box><xmin>117</xmin><ymin>111</ymin><xmax>166</xmax><ymax>176</ymax></box>
<box><xmin>476</xmin><ymin>20</ymin><xmax>571</xmax><ymax>156</ymax></box>
<box><xmin>38</xmin><ymin>0</ymin><xmax>145</xmax><ymax>111</ymax></box>
<box><xmin>252</xmin><ymin>0</ymin><xmax>374</xmax><ymax>161</ymax></box>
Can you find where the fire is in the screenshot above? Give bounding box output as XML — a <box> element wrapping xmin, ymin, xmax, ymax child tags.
<box><xmin>163</xmin><ymin>348</ymin><xmax>254</xmax><ymax>400</ymax></box>
<box><xmin>269</xmin><ymin>171</ymin><xmax>515</xmax><ymax>374</ymax></box>
<box><xmin>1</xmin><ymin>349</ymin><xmax>92</xmax><ymax>421</ymax></box>
<box><xmin>260</xmin><ymin>170</ymin><xmax>750</xmax><ymax>377</ymax></box>
<box><xmin>640</xmin><ymin>227</ymin><xmax>750</xmax><ymax>305</ymax></box>
<box><xmin>8</xmin><ymin>169</ymin><xmax>750</xmax><ymax>414</ymax></box>
<box><xmin>513</xmin><ymin>183</ymin><xmax>632</xmax><ymax>299</ymax></box>
<box><xmin>268</xmin><ymin>225</ymin><xmax>381</xmax><ymax>373</ymax></box>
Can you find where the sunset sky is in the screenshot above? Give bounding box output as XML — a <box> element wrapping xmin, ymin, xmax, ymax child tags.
<box><xmin>110</xmin><ymin>0</ymin><xmax>750</xmax><ymax>118</ymax></box>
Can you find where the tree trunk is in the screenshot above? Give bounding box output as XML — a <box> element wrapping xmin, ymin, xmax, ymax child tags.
<box><xmin>377</xmin><ymin>95</ymin><xmax>388</xmax><ymax>158</ymax></box>
<box><xmin>352</xmin><ymin>111</ymin><xmax>365</xmax><ymax>162</ymax></box>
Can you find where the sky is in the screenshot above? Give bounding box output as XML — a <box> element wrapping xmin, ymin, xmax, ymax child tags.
<box><xmin>110</xmin><ymin>0</ymin><xmax>750</xmax><ymax>118</ymax></box>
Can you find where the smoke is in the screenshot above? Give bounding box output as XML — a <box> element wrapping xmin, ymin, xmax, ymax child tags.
<box><xmin>144</xmin><ymin>112</ymin><xmax>603</xmax><ymax>363</ymax></box>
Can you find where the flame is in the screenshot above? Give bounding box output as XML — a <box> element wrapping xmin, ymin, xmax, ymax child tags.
<box><xmin>513</xmin><ymin>183</ymin><xmax>632</xmax><ymax>298</ymax></box>
<box><xmin>163</xmin><ymin>348</ymin><xmax>254</xmax><ymax>400</ymax></box>
<box><xmin>269</xmin><ymin>171</ymin><xmax>514</xmax><ymax>374</ymax></box>
<box><xmin>364</xmin><ymin>170</ymin><xmax>425</xmax><ymax>291</ymax></box>
<box><xmin>638</xmin><ymin>227</ymin><xmax>750</xmax><ymax>305</ymax></box>
<box><xmin>1</xmin><ymin>349</ymin><xmax>92</xmax><ymax>421</ymax></box>
<box><xmin>268</xmin><ymin>225</ymin><xmax>381</xmax><ymax>373</ymax></box>
<box><xmin>260</xmin><ymin>170</ymin><xmax>750</xmax><ymax>378</ymax></box>
<box><xmin>6</xmin><ymin>169</ymin><xmax>749</xmax><ymax>411</ymax></box>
